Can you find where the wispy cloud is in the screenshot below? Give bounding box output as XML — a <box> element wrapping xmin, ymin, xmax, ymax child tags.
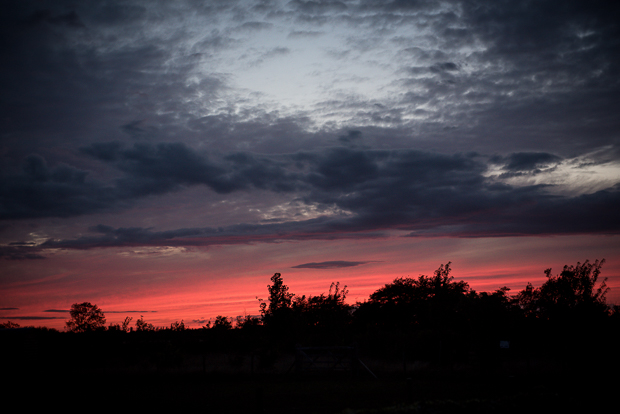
<box><xmin>292</xmin><ymin>261</ymin><xmax>381</xmax><ymax>269</ymax></box>
<box><xmin>2</xmin><ymin>316</ymin><xmax>65</xmax><ymax>321</ymax></box>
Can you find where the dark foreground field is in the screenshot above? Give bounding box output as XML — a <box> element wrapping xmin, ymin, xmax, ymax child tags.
<box><xmin>6</xmin><ymin>333</ymin><xmax>616</xmax><ymax>414</ymax></box>
<box><xmin>12</xmin><ymin>367</ymin><xmax>615</xmax><ymax>413</ymax></box>
<box><xmin>5</xmin><ymin>312</ymin><xmax>619</xmax><ymax>414</ymax></box>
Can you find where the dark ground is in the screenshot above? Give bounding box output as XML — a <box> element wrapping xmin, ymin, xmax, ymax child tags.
<box><xmin>8</xmin><ymin>353</ymin><xmax>616</xmax><ymax>413</ymax></box>
<box><xmin>4</xmin><ymin>327</ymin><xmax>618</xmax><ymax>413</ymax></box>
<box><xmin>14</xmin><ymin>369</ymin><xmax>615</xmax><ymax>413</ymax></box>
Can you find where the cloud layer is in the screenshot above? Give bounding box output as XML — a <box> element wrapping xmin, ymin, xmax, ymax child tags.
<box><xmin>1</xmin><ymin>0</ymin><xmax>619</xmax><ymax>260</ymax></box>
<box><xmin>2</xmin><ymin>143</ymin><xmax>618</xmax><ymax>259</ymax></box>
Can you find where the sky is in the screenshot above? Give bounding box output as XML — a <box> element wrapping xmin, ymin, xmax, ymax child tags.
<box><xmin>1</xmin><ymin>0</ymin><xmax>619</xmax><ymax>330</ymax></box>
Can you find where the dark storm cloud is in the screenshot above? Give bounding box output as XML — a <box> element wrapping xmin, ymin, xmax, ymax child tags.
<box><xmin>0</xmin><ymin>142</ymin><xmax>303</xmax><ymax>220</ymax></box>
<box><xmin>0</xmin><ymin>0</ymin><xmax>230</xmax><ymax>158</ymax></box>
<box><xmin>430</xmin><ymin>62</ymin><xmax>459</xmax><ymax>73</ymax></box>
<box><xmin>26</xmin><ymin>9</ymin><xmax>85</xmax><ymax>28</ymax></box>
<box><xmin>404</xmin><ymin>185</ymin><xmax>620</xmax><ymax>237</ymax></box>
<box><xmin>81</xmin><ymin>141</ymin><xmax>302</xmax><ymax>194</ymax></box>
<box><xmin>0</xmin><ymin>246</ymin><xmax>47</xmax><ymax>260</ymax></box>
<box><xmin>80</xmin><ymin>142</ymin><xmax>124</xmax><ymax>162</ymax></box>
<box><xmin>2</xmin><ymin>0</ymin><xmax>618</xmax><ymax>160</ymax></box>
<box><xmin>37</xmin><ymin>218</ymin><xmax>388</xmax><ymax>251</ymax></box>
<box><xmin>0</xmin><ymin>155</ymin><xmax>118</xmax><ymax>219</ymax></box>
<box><xmin>1</xmin><ymin>1</ymin><xmax>619</xmax><ymax>258</ymax></box>
<box><xmin>497</xmin><ymin>152</ymin><xmax>563</xmax><ymax>172</ymax></box>
<box><xmin>338</xmin><ymin>130</ymin><xmax>363</xmax><ymax>144</ymax></box>
<box><xmin>316</xmin><ymin>0</ymin><xmax>620</xmax><ymax>154</ymax></box>
<box><xmin>292</xmin><ymin>261</ymin><xmax>377</xmax><ymax>269</ymax></box>
<box><xmin>3</xmin><ymin>145</ymin><xmax>618</xmax><ymax>258</ymax></box>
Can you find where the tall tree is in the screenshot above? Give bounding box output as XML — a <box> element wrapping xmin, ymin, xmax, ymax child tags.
<box><xmin>259</xmin><ymin>273</ymin><xmax>294</xmax><ymax>329</ymax></box>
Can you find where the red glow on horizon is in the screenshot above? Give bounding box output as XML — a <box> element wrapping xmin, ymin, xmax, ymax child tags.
<box><xmin>2</xmin><ymin>235</ymin><xmax>619</xmax><ymax>330</ymax></box>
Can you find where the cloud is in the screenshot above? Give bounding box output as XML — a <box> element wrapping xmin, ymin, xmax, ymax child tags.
<box><xmin>0</xmin><ymin>142</ymin><xmax>305</xmax><ymax>220</ymax></box>
<box><xmin>287</xmin><ymin>30</ymin><xmax>324</xmax><ymax>39</ymax></box>
<box><xmin>1</xmin><ymin>1</ymin><xmax>619</xmax><ymax>260</ymax></box>
<box><xmin>489</xmin><ymin>152</ymin><xmax>564</xmax><ymax>178</ymax></box>
<box><xmin>3</xmin><ymin>316</ymin><xmax>65</xmax><ymax>321</ymax></box>
<box><xmin>3</xmin><ymin>145</ymin><xmax>617</xmax><ymax>259</ymax></box>
<box><xmin>338</xmin><ymin>130</ymin><xmax>363</xmax><ymax>144</ymax></box>
<box><xmin>42</xmin><ymin>308</ymin><xmax>154</xmax><ymax>314</ymax></box>
<box><xmin>236</xmin><ymin>21</ymin><xmax>273</xmax><ymax>32</ymax></box>
<box><xmin>263</xmin><ymin>47</ymin><xmax>291</xmax><ymax>58</ymax></box>
<box><xmin>430</xmin><ymin>62</ymin><xmax>460</xmax><ymax>73</ymax></box>
<box><xmin>249</xmin><ymin>47</ymin><xmax>293</xmax><ymax>66</ymax></box>
<box><xmin>36</xmin><ymin>219</ymin><xmax>387</xmax><ymax>251</ymax></box>
<box><xmin>496</xmin><ymin>152</ymin><xmax>563</xmax><ymax>172</ymax></box>
<box><xmin>3</xmin><ymin>0</ymin><xmax>618</xmax><ymax>160</ymax></box>
<box><xmin>0</xmin><ymin>154</ymin><xmax>117</xmax><ymax>219</ymax></box>
<box><xmin>292</xmin><ymin>261</ymin><xmax>379</xmax><ymax>269</ymax></box>
<box><xmin>103</xmin><ymin>310</ymin><xmax>157</xmax><ymax>313</ymax></box>
<box><xmin>289</xmin><ymin>1</ymin><xmax>348</xmax><ymax>15</ymax></box>
<box><xmin>0</xmin><ymin>245</ymin><xmax>47</xmax><ymax>260</ymax></box>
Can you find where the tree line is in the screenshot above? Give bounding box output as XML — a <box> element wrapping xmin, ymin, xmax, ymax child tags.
<box><xmin>3</xmin><ymin>258</ymin><xmax>617</xmax><ymax>358</ymax></box>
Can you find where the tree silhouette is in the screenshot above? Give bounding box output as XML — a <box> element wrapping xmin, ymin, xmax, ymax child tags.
<box><xmin>235</xmin><ymin>314</ymin><xmax>261</xmax><ymax>329</ymax></box>
<box><xmin>212</xmin><ymin>315</ymin><xmax>232</xmax><ymax>330</ymax></box>
<box><xmin>121</xmin><ymin>316</ymin><xmax>133</xmax><ymax>332</ymax></box>
<box><xmin>170</xmin><ymin>320</ymin><xmax>186</xmax><ymax>331</ymax></box>
<box><xmin>259</xmin><ymin>273</ymin><xmax>294</xmax><ymax>329</ymax></box>
<box><xmin>108</xmin><ymin>316</ymin><xmax>133</xmax><ymax>332</ymax></box>
<box><xmin>357</xmin><ymin>262</ymin><xmax>470</xmax><ymax>330</ymax></box>
<box><xmin>135</xmin><ymin>315</ymin><xmax>155</xmax><ymax>331</ymax></box>
<box><xmin>292</xmin><ymin>282</ymin><xmax>351</xmax><ymax>331</ymax></box>
<box><xmin>66</xmin><ymin>302</ymin><xmax>106</xmax><ymax>332</ymax></box>
<box><xmin>517</xmin><ymin>259</ymin><xmax>609</xmax><ymax>321</ymax></box>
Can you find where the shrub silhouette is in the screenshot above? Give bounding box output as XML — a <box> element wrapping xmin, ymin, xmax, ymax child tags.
<box><xmin>135</xmin><ymin>315</ymin><xmax>155</xmax><ymax>331</ymax></box>
<box><xmin>212</xmin><ymin>315</ymin><xmax>233</xmax><ymax>330</ymax></box>
<box><xmin>170</xmin><ymin>320</ymin><xmax>186</xmax><ymax>331</ymax></box>
<box><xmin>235</xmin><ymin>314</ymin><xmax>261</xmax><ymax>329</ymax></box>
<box><xmin>291</xmin><ymin>282</ymin><xmax>352</xmax><ymax>334</ymax></box>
